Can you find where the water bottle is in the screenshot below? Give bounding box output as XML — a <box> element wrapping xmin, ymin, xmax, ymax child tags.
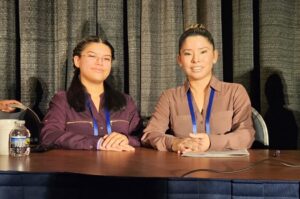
<box><xmin>9</xmin><ymin>120</ymin><xmax>30</xmax><ymax>157</ymax></box>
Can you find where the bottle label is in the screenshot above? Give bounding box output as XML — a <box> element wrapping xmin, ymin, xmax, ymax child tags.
<box><xmin>10</xmin><ymin>136</ymin><xmax>27</xmax><ymax>148</ymax></box>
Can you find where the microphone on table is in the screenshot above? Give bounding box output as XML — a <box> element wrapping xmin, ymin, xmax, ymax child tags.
<box><xmin>272</xmin><ymin>150</ymin><xmax>281</xmax><ymax>157</ymax></box>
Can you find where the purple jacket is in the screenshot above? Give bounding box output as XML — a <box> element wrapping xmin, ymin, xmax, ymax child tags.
<box><xmin>40</xmin><ymin>91</ymin><xmax>142</xmax><ymax>150</ymax></box>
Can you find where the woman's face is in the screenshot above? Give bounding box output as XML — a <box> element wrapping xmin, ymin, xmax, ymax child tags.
<box><xmin>177</xmin><ymin>35</ymin><xmax>218</xmax><ymax>82</ymax></box>
<box><xmin>74</xmin><ymin>42</ymin><xmax>112</xmax><ymax>85</ymax></box>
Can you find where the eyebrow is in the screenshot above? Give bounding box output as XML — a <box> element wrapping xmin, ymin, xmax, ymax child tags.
<box><xmin>86</xmin><ymin>51</ymin><xmax>96</xmax><ymax>54</ymax></box>
<box><xmin>182</xmin><ymin>47</ymin><xmax>210</xmax><ymax>51</ymax></box>
<box><xmin>86</xmin><ymin>51</ymin><xmax>112</xmax><ymax>57</ymax></box>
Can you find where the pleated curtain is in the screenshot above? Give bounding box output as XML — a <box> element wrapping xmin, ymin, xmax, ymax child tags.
<box><xmin>0</xmin><ymin>0</ymin><xmax>299</xmax><ymax>147</ymax></box>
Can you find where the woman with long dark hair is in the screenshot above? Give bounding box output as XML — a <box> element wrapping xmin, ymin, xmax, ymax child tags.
<box><xmin>41</xmin><ymin>36</ymin><xmax>142</xmax><ymax>151</ymax></box>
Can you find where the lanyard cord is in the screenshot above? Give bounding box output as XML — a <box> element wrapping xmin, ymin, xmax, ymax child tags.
<box><xmin>104</xmin><ymin>107</ymin><xmax>112</xmax><ymax>134</ymax></box>
<box><xmin>87</xmin><ymin>100</ymin><xmax>99</xmax><ymax>136</ymax></box>
<box><xmin>87</xmin><ymin>100</ymin><xmax>112</xmax><ymax>136</ymax></box>
<box><xmin>187</xmin><ymin>88</ymin><xmax>215</xmax><ymax>134</ymax></box>
<box><xmin>187</xmin><ymin>90</ymin><xmax>197</xmax><ymax>133</ymax></box>
<box><xmin>205</xmin><ymin>89</ymin><xmax>215</xmax><ymax>134</ymax></box>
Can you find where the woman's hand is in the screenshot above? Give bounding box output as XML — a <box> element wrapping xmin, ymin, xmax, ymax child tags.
<box><xmin>171</xmin><ymin>133</ymin><xmax>210</xmax><ymax>154</ymax></box>
<box><xmin>99</xmin><ymin>132</ymin><xmax>135</xmax><ymax>152</ymax></box>
<box><xmin>0</xmin><ymin>100</ymin><xmax>22</xmax><ymax>112</ymax></box>
<box><xmin>188</xmin><ymin>133</ymin><xmax>210</xmax><ymax>152</ymax></box>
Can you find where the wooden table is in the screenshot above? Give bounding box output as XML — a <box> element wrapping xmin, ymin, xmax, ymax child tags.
<box><xmin>1</xmin><ymin>148</ymin><xmax>300</xmax><ymax>180</ymax></box>
<box><xmin>0</xmin><ymin>148</ymin><xmax>300</xmax><ymax>198</ymax></box>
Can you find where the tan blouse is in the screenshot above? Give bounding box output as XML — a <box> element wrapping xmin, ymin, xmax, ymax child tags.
<box><xmin>142</xmin><ymin>76</ymin><xmax>255</xmax><ymax>151</ymax></box>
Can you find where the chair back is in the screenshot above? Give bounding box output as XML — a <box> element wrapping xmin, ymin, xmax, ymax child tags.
<box><xmin>252</xmin><ymin>107</ymin><xmax>269</xmax><ymax>146</ymax></box>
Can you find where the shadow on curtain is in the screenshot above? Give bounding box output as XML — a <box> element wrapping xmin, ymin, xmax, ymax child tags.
<box><xmin>264</xmin><ymin>72</ymin><xmax>298</xmax><ymax>150</ymax></box>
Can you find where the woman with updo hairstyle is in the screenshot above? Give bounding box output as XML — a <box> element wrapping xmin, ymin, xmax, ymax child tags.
<box><xmin>142</xmin><ymin>24</ymin><xmax>255</xmax><ymax>153</ymax></box>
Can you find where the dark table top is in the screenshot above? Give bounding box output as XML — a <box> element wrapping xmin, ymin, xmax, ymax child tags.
<box><xmin>1</xmin><ymin>148</ymin><xmax>300</xmax><ymax>180</ymax></box>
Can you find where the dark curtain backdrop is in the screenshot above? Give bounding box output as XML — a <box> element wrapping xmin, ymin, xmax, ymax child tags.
<box><xmin>0</xmin><ymin>0</ymin><xmax>299</xmax><ymax>148</ymax></box>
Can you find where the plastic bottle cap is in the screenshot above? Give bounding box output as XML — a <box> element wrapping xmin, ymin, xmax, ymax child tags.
<box><xmin>15</xmin><ymin>120</ymin><xmax>25</xmax><ymax>125</ymax></box>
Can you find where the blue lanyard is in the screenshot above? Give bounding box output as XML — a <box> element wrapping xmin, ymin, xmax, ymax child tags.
<box><xmin>87</xmin><ymin>100</ymin><xmax>112</xmax><ymax>136</ymax></box>
<box><xmin>187</xmin><ymin>88</ymin><xmax>215</xmax><ymax>134</ymax></box>
<box><xmin>104</xmin><ymin>107</ymin><xmax>112</xmax><ymax>134</ymax></box>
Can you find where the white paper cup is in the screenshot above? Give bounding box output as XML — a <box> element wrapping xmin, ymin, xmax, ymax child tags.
<box><xmin>0</xmin><ymin>119</ymin><xmax>19</xmax><ymax>155</ymax></box>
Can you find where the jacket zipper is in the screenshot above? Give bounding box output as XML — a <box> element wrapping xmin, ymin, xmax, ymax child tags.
<box><xmin>66</xmin><ymin>121</ymin><xmax>93</xmax><ymax>127</ymax></box>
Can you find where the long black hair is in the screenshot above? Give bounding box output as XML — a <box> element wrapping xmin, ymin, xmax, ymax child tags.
<box><xmin>67</xmin><ymin>36</ymin><xmax>126</xmax><ymax>112</ymax></box>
